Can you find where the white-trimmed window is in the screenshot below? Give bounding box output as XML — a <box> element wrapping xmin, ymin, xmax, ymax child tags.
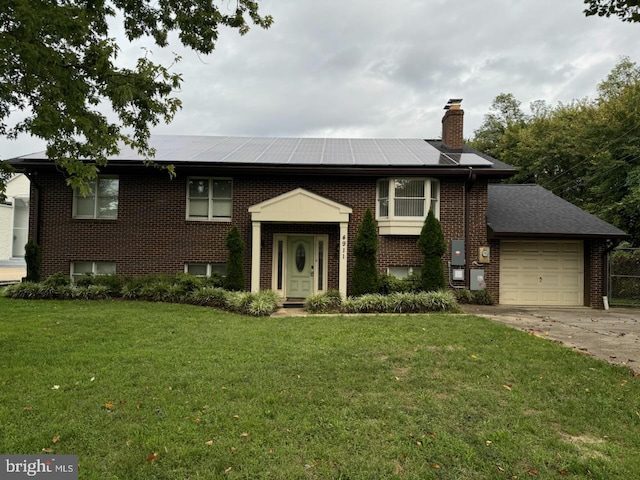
<box><xmin>185</xmin><ymin>263</ymin><xmax>226</xmax><ymax>277</ymax></box>
<box><xmin>187</xmin><ymin>178</ymin><xmax>232</xmax><ymax>221</ymax></box>
<box><xmin>71</xmin><ymin>261</ymin><xmax>116</xmax><ymax>282</ymax></box>
<box><xmin>377</xmin><ymin>178</ymin><xmax>439</xmax><ymax>219</ymax></box>
<box><xmin>376</xmin><ymin>178</ymin><xmax>440</xmax><ymax>235</ymax></box>
<box><xmin>73</xmin><ymin>176</ymin><xmax>119</xmax><ymax>219</ymax></box>
<box><xmin>387</xmin><ymin>266</ymin><xmax>421</xmax><ymax>280</ymax></box>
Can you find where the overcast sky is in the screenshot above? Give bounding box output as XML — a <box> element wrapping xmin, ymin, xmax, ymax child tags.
<box><xmin>2</xmin><ymin>0</ymin><xmax>639</xmax><ymax>159</ymax></box>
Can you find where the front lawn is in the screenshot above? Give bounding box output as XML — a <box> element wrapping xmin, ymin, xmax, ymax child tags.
<box><xmin>1</xmin><ymin>298</ymin><xmax>639</xmax><ymax>479</ymax></box>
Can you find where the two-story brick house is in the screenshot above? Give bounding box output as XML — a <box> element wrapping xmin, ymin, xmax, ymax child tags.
<box><xmin>9</xmin><ymin>101</ymin><xmax>627</xmax><ymax>307</ymax></box>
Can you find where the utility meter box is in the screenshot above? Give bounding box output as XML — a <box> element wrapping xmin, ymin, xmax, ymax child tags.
<box><xmin>452</xmin><ymin>269</ymin><xmax>465</xmax><ymax>281</ymax></box>
<box><xmin>451</xmin><ymin>240</ymin><xmax>465</xmax><ymax>266</ymax></box>
<box><xmin>470</xmin><ymin>269</ymin><xmax>486</xmax><ymax>291</ymax></box>
<box><xmin>478</xmin><ymin>246</ymin><xmax>490</xmax><ymax>264</ymax></box>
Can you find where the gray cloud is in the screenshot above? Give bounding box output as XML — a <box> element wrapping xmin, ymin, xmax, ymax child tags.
<box><xmin>2</xmin><ymin>0</ymin><xmax>639</xmax><ymax>159</ymax></box>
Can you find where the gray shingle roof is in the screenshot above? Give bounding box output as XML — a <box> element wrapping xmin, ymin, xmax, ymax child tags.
<box><xmin>487</xmin><ymin>184</ymin><xmax>628</xmax><ymax>239</ymax></box>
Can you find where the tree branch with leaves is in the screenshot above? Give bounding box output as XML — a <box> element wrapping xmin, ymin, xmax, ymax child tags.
<box><xmin>0</xmin><ymin>0</ymin><xmax>273</xmax><ymax>195</ymax></box>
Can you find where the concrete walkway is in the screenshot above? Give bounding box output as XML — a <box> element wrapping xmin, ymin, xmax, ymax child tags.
<box><xmin>463</xmin><ymin>305</ymin><xmax>640</xmax><ymax>373</ymax></box>
<box><xmin>0</xmin><ymin>260</ymin><xmax>26</xmax><ymax>283</ymax></box>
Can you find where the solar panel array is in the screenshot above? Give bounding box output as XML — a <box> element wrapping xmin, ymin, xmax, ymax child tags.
<box><xmin>20</xmin><ymin>135</ymin><xmax>496</xmax><ymax>168</ymax></box>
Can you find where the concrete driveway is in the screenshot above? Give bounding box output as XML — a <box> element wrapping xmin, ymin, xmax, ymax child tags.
<box><xmin>463</xmin><ymin>305</ymin><xmax>640</xmax><ymax>373</ymax></box>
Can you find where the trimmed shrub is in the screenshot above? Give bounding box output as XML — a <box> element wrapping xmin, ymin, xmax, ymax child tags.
<box><xmin>452</xmin><ymin>288</ymin><xmax>474</xmax><ymax>304</ymax></box>
<box><xmin>471</xmin><ymin>289</ymin><xmax>495</xmax><ymax>305</ymax></box>
<box><xmin>352</xmin><ymin>208</ymin><xmax>379</xmax><ymax>296</ymax></box>
<box><xmin>225</xmin><ymin>226</ymin><xmax>246</xmax><ymax>291</ymax></box>
<box><xmin>379</xmin><ymin>273</ymin><xmax>422</xmax><ymax>294</ymax></box>
<box><xmin>24</xmin><ymin>240</ymin><xmax>42</xmax><ymax>283</ymax></box>
<box><xmin>417</xmin><ymin>210</ymin><xmax>446</xmax><ymax>292</ymax></box>
<box><xmin>43</xmin><ymin>272</ymin><xmax>71</xmax><ymax>287</ymax></box>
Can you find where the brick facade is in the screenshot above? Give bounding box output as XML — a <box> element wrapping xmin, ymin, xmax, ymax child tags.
<box><xmin>28</xmin><ymin>167</ymin><xmax>496</xmax><ymax>295</ymax></box>
<box><xmin>585</xmin><ymin>239</ymin><xmax>608</xmax><ymax>309</ymax></box>
<box><xmin>27</xmin><ymin>166</ymin><xmax>609</xmax><ymax>306</ymax></box>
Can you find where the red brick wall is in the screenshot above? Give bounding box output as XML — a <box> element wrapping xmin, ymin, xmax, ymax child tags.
<box><xmin>585</xmin><ymin>239</ymin><xmax>608</xmax><ymax>309</ymax></box>
<box><xmin>441</xmin><ymin>109</ymin><xmax>464</xmax><ymax>150</ymax></box>
<box><xmin>29</xmin><ymin>167</ymin><xmax>496</xmax><ymax>297</ymax></box>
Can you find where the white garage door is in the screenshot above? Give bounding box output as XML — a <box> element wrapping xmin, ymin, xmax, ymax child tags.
<box><xmin>500</xmin><ymin>240</ymin><xmax>584</xmax><ymax>306</ymax></box>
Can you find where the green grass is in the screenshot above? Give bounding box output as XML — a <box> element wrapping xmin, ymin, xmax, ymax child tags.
<box><xmin>1</xmin><ymin>298</ymin><xmax>639</xmax><ymax>479</ymax></box>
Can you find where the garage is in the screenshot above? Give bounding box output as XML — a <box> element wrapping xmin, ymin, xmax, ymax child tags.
<box><xmin>499</xmin><ymin>240</ymin><xmax>584</xmax><ymax>306</ymax></box>
<box><xmin>487</xmin><ymin>184</ymin><xmax>628</xmax><ymax>308</ymax></box>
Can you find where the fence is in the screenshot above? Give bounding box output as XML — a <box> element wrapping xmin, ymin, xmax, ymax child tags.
<box><xmin>608</xmin><ymin>247</ymin><xmax>640</xmax><ymax>307</ymax></box>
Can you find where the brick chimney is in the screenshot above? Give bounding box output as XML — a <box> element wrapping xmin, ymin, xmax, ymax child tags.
<box><xmin>441</xmin><ymin>98</ymin><xmax>464</xmax><ymax>150</ymax></box>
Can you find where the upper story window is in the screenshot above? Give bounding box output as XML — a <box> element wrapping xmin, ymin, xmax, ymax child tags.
<box><xmin>187</xmin><ymin>178</ymin><xmax>232</xmax><ymax>221</ymax></box>
<box><xmin>73</xmin><ymin>176</ymin><xmax>119</xmax><ymax>219</ymax></box>
<box><xmin>377</xmin><ymin>178</ymin><xmax>439</xmax><ymax>220</ymax></box>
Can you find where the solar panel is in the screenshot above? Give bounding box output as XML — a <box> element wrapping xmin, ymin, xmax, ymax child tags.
<box><xmin>16</xmin><ymin>135</ymin><xmax>497</xmax><ymax>169</ymax></box>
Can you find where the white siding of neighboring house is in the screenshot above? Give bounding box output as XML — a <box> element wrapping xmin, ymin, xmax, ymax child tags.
<box><xmin>1</xmin><ymin>174</ymin><xmax>30</xmax><ymax>260</ymax></box>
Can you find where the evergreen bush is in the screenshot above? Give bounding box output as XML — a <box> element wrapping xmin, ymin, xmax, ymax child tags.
<box><xmin>417</xmin><ymin>210</ymin><xmax>446</xmax><ymax>291</ymax></box>
<box><xmin>225</xmin><ymin>226</ymin><xmax>246</xmax><ymax>291</ymax></box>
<box><xmin>352</xmin><ymin>208</ymin><xmax>379</xmax><ymax>296</ymax></box>
<box><xmin>24</xmin><ymin>240</ymin><xmax>41</xmax><ymax>283</ymax></box>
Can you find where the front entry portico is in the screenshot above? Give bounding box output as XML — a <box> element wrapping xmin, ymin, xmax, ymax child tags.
<box><xmin>248</xmin><ymin>188</ymin><xmax>353</xmax><ymax>298</ymax></box>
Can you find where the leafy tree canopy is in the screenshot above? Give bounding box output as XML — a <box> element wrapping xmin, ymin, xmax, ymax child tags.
<box><xmin>584</xmin><ymin>0</ymin><xmax>640</xmax><ymax>23</ymax></box>
<box><xmin>0</xmin><ymin>0</ymin><xmax>273</xmax><ymax>196</ymax></box>
<box><xmin>469</xmin><ymin>57</ymin><xmax>640</xmax><ymax>245</ymax></box>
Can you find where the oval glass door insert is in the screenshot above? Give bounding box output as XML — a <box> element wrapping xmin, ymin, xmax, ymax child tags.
<box><xmin>295</xmin><ymin>244</ymin><xmax>306</xmax><ymax>272</ymax></box>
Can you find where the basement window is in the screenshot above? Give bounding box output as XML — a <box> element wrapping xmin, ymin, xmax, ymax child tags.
<box><xmin>185</xmin><ymin>263</ymin><xmax>226</xmax><ymax>277</ymax></box>
<box><xmin>71</xmin><ymin>261</ymin><xmax>116</xmax><ymax>283</ymax></box>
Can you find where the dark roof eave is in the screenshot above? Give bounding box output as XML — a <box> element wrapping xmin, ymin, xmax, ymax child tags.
<box><xmin>8</xmin><ymin>159</ymin><xmax>517</xmax><ymax>178</ymax></box>
<box><xmin>487</xmin><ymin>226</ymin><xmax>630</xmax><ymax>241</ymax></box>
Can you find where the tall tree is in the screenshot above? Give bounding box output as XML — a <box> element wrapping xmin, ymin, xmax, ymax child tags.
<box><xmin>468</xmin><ymin>93</ymin><xmax>526</xmax><ymax>160</ymax></box>
<box><xmin>469</xmin><ymin>58</ymin><xmax>640</xmax><ymax>245</ymax></box>
<box><xmin>0</xmin><ymin>0</ymin><xmax>273</xmax><ymax>195</ymax></box>
<box><xmin>583</xmin><ymin>0</ymin><xmax>640</xmax><ymax>23</ymax></box>
<box><xmin>352</xmin><ymin>208</ymin><xmax>379</xmax><ymax>296</ymax></box>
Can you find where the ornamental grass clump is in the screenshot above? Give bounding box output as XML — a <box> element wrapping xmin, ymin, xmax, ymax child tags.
<box><xmin>186</xmin><ymin>286</ymin><xmax>227</xmax><ymax>308</ymax></box>
<box><xmin>304</xmin><ymin>289</ymin><xmax>343</xmax><ymax>313</ymax></box>
<box><xmin>3</xmin><ymin>271</ymin><xmax>279</xmax><ymax>317</ymax></box>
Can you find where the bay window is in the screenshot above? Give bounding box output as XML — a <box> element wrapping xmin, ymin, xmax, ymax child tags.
<box><xmin>376</xmin><ymin>178</ymin><xmax>440</xmax><ymax>235</ymax></box>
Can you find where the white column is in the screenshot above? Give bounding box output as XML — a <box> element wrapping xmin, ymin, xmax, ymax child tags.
<box><xmin>339</xmin><ymin>222</ymin><xmax>348</xmax><ymax>297</ymax></box>
<box><xmin>251</xmin><ymin>221</ymin><xmax>261</xmax><ymax>292</ymax></box>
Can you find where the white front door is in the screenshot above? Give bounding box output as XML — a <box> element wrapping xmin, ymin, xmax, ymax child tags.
<box><xmin>286</xmin><ymin>236</ymin><xmax>315</xmax><ymax>298</ymax></box>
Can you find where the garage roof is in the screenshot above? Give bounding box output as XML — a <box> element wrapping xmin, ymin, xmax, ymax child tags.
<box><xmin>487</xmin><ymin>184</ymin><xmax>629</xmax><ymax>239</ymax></box>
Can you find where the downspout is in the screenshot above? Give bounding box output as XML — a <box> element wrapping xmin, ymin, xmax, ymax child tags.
<box><xmin>464</xmin><ymin>167</ymin><xmax>474</xmax><ymax>290</ymax></box>
<box><xmin>24</xmin><ymin>171</ymin><xmax>40</xmax><ymax>245</ymax></box>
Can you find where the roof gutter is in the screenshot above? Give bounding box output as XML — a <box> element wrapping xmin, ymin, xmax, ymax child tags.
<box><xmin>9</xmin><ymin>160</ymin><xmax>517</xmax><ymax>179</ymax></box>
